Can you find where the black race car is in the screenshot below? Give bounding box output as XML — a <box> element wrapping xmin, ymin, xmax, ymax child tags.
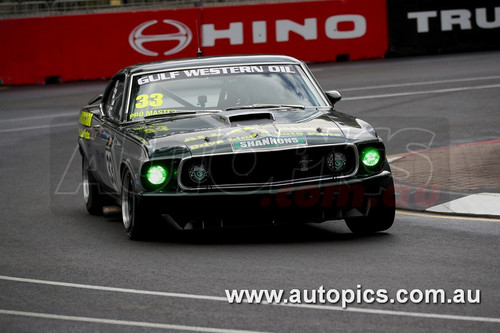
<box><xmin>78</xmin><ymin>55</ymin><xmax>395</xmax><ymax>240</ymax></box>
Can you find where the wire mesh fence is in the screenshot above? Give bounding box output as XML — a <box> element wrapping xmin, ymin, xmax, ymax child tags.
<box><xmin>0</xmin><ymin>0</ymin><xmax>296</xmax><ymax>18</ymax></box>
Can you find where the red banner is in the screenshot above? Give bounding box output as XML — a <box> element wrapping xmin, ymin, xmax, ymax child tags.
<box><xmin>0</xmin><ymin>1</ymin><xmax>387</xmax><ymax>85</ymax></box>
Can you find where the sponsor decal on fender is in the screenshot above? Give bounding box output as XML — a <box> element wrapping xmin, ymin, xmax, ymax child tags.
<box><xmin>79</xmin><ymin>128</ymin><xmax>91</xmax><ymax>140</ymax></box>
<box><xmin>79</xmin><ymin>110</ymin><xmax>93</xmax><ymax>127</ymax></box>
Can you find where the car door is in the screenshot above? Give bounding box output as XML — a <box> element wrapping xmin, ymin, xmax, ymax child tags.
<box><xmin>93</xmin><ymin>76</ymin><xmax>125</xmax><ymax>193</ymax></box>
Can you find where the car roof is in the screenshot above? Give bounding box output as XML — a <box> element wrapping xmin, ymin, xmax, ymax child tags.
<box><xmin>118</xmin><ymin>55</ymin><xmax>303</xmax><ymax>76</ymax></box>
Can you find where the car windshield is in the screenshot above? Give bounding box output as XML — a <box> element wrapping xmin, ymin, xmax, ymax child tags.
<box><xmin>127</xmin><ymin>64</ymin><xmax>326</xmax><ymax>121</ymax></box>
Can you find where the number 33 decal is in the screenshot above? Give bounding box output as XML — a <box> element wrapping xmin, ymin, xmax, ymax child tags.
<box><xmin>135</xmin><ymin>93</ymin><xmax>164</xmax><ymax>109</ymax></box>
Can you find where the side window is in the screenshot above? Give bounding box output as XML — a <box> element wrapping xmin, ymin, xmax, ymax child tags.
<box><xmin>103</xmin><ymin>77</ymin><xmax>125</xmax><ymax>121</ymax></box>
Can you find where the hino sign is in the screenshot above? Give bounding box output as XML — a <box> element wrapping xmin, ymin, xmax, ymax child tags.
<box><xmin>202</xmin><ymin>15</ymin><xmax>367</xmax><ymax>47</ymax></box>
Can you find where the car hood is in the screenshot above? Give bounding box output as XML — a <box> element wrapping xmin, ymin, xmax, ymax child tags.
<box><xmin>124</xmin><ymin>109</ymin><xmax>377</xmax><ymax>158</ymax></box>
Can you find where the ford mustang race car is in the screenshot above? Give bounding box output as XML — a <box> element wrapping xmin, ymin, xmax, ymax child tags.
<box><xmin>78</xmin><ymin>55</ymin><xmax>395</xmax><ymax>240</ymax></box>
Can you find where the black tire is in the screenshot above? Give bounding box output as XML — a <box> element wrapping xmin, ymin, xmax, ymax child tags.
<box><xmin>82</xmin><ymin>156</ymin><xmax>104</xmax><ymax>215</ymax></box>
<box><xmin>345</xmin><ymin>172</ymin><xmax>396</xmax><ymax>234</ymax></box>
<box><xmin>121</xmin><ymin>170</ymin><xmax>151</xmax><ymax>240</ymax></box>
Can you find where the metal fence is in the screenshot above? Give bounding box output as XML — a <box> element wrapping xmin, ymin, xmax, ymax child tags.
<box><xmin>0</xmin><ymin>0</ymin><xmax>282</xmax><ymax>18</ymax></box>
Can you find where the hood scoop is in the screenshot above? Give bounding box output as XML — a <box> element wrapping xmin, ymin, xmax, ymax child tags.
<box><xmin>218</xmin><ymin>111</ymin><xmax>276</xmax><ymax>126</ymax></box>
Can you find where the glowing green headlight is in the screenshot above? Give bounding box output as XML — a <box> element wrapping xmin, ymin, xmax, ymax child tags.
<box><xmin>361</xmin><ymin>148</ymin><xmax>381</xmax><ymax>167</ymax></box>
<box><xmin>147</xmin><ymin>165</ymin><xmax>168</xmax><ymax>185</ymax></box>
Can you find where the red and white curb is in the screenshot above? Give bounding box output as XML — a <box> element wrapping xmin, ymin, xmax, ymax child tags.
<box><xmin>426</xmin><ymin>193</ymin><xmax>500</xmax><ymax>217</ymax></box>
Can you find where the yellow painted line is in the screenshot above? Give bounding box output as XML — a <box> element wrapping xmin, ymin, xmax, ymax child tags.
<box><xmin>396</xmin><ymin>210</ymin><xmax>500</xmax><ymax>222</ymax></box>
<box><xmin>387</xmin><ymin>153</ymin><xmax>404</xmax><ymax>158</ymax></box>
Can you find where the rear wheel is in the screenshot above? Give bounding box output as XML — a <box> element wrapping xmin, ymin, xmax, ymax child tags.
<box><xmin>121</xmin><ymin>170</ymin><xmax>150</xmax><ymax>240</ymax></box>
<box><xmin>82</xmin><ymin>156</ymin><xmax>104</xmax><ymax>215</ymax></box>
<box><xmin>345</xmin><ymin>174</ymin><xmax>395</xmax><ymax>234</ymax></box>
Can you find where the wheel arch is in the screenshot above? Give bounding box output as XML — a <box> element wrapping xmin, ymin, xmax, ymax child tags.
<box><xmin>120</xmin><ymin>160</ymin><xmax>133</xmax><ymax>183</ymax></box>
<box><xmin>119</xmin><ymin>159</ymin><xmax>141</xmax><ymax>194</ymax></box>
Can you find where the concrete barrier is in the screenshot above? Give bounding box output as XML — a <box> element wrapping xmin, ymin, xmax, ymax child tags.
<box><xmin>0</xmin><ymin>0</ymin><xmax>388</xmax><ymax>85</ymax></box>
<box><xmin>387</xmin><ymin>0</ymin><xmax>500</xmax><ymax>55</ymax></box>
<box><xmin>1</xmin><ymin>0</ymin><xmax>499</xmax><ymax>85</ymax></box>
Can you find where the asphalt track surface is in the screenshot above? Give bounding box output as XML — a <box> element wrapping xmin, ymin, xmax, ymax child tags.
<box><xmin>0</xmin><ymin>51</ymin><xmax>499</xmax><ymax>332</ymax></box>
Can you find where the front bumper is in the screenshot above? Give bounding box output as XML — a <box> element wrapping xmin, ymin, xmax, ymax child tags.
<box><xmin>138</xmin><ymin>171</ymin><xmax>393</xmax><ymax>229</ymax></box>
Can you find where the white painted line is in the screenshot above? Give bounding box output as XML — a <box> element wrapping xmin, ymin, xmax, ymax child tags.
<box><xmin>0</xmin><ymin>122</ymin><xmax>74</xmax><ymax>133</ymax></box>
<box><xmin>0</xmin><ymin>275</ymin><xmax>227</xmax><ymax>302</ymax></box>
<box><xmin>0</xmin><ymin>113</ymin><xmax>75</xmax><ymax>123</ymax></box>
<box><xmin>338</xmin><ymin>75</ymin><xmax>500</xmax><ymax>91</ymax></box>
<box><xmin>397</xmin><ymin>210</ymin><xmax>500</xmax><ymax>223</ymax></box>
<box><xmin>1</xmin><ymin>275</ymin><xmax>499</xmax><ymax>324</ymax></box>
<box><xmin>279</xmin><ymin>303</ymin><xmax>500</xmax><ymax>323</ymax></box>
<box><xmin>427</xmin><ymin>193</ymin><xmax>500</xmax><ymax>216</ymax></box>
<box><xmin>0</xmin><ymin>309</ymin><xmax>269</xmax><ymax>333</ymax></box>
<box><xmin>342</xmin><ymin>84</ymin><xmax>500</xmax><ymax>101</ymax></box>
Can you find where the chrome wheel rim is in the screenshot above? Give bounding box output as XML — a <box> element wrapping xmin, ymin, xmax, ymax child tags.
<box><xmin>83</xmin><ymin>163</ymin><xmax>90</xmax><ymax>204</ymax></box>
<box><xmin>121</xmin><ymin>175</ymin><xmax>133</xmax><ymax>229</ymax></box>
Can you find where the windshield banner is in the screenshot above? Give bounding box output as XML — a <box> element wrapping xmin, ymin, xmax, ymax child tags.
<box><xmin>137</xmin><ymin>65</ymin><xmax>297</xmax><ymax>85</ymax></box>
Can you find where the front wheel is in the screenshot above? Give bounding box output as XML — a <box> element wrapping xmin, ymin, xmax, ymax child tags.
<box><xmin>121</xmin><ymin>170</ymin><xmax>151</xmax><ymax>240</ymax></box>
<box><xmin>345</xmin><ymin>175</ymin><xmax>396</xmax><ymax>234</ymax></box>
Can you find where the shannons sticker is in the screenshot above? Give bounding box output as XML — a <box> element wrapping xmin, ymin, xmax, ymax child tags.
<box><xmin>232</xmin><ymin>135</ymin><xmax>306</xmax><ymax>150</ymax></box>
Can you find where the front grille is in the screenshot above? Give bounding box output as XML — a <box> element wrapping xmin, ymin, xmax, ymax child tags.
<box><xmin>179</xmin><ymin>144</ymin><xmax>357</xmax><ymax>190</ymax></box>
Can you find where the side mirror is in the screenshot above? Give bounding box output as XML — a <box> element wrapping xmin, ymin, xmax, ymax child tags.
<box><xmin>326</xmin><ymin>90</ymin><xmax>342</xmax><ymax>105</ymax></box>
<box><xmin>85</xmin><ymin>104</ymin><xmax>104</xmax><ymax>119</ymax></box>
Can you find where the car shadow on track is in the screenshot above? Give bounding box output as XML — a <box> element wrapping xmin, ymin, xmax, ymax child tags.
<box><xmin>96</xmin><ymin>211</ymin><xmax>393</xmax><ymax>245</ymax></box>
<box><xmin>149</xmin><ymin>221</ymin><xmax>393</xmax><ymax>245</ymax></box>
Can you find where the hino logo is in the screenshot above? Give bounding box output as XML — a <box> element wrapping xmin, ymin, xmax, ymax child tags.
<box><xmin>129</xmin><ymin>20</ymin><xmax>192</xmax><ymax>56</ymax></box>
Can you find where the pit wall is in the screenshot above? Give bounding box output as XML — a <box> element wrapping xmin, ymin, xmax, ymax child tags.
<box><xmin>0</xmin><ymin>0</ymin><xmax>498</xmax><ymax>85</ymax></box>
